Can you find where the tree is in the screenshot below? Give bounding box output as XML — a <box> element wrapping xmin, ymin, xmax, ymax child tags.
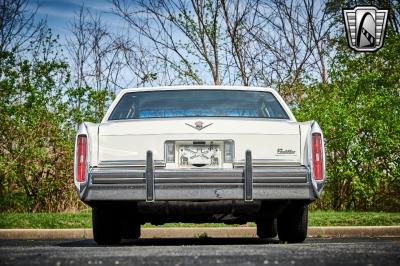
<box><xmin>0</xmin><ymin>0</ymin><xmax>46</xmax><ymax>54</ymax></box>
<box><xmin>113</xmin><ymin>0</ymin><xmax>283</xmax><ymax>86</ymax></box>
<box><xmin>296</xmin><ymin>31</ymin><xmax>400</xmax><ymax>211</ymax></box>
<box><xmin>113</xmin><ymin>0</ymin><xmax>220</xmax><ymax>85</ymax></box>
<box><xmin>0</xmin><ymin>35</ymin><xmax>82</xmax><ymax>211</ymax></box>
<box><xmin>220</xmin><ymin>0</ymin><xmax>261</xmax><ymax>86</ymax></box>
<box><xmin>67</xmin><ymin>5</ymin><xmax>124</xmax><ymax>93</ymax></box>
<box><xmin>0</xmin><ymin>1</ymin><xmax>107</xmax><ymax>212</ymax></box>
<box><xmin>66</xmin><ymin>5</ymin><xmax>119</xmax><ymax>126</ymax></box>
<box><xmin>112</xmin><ymin>0</ymin><xmax>335</xmax><ymax>102</ymax></box>
<box><xmin>249</xmin><ymin>0</ymin><xmax>335</xmax><ymax>103</ymax></box>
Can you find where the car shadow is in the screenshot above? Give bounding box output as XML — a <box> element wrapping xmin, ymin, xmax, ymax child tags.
<box><xmin>58</xmin><ymin>237</ymin><xmax>279</xmax><ymax>247</ymax></box>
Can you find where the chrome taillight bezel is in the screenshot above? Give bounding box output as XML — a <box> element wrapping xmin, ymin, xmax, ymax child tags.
<box><xmin>312</xmin><ymin>132</ymin><xmax>323</xmax><ymax>181</ymax></box>
<box><xmin>309</xmin><ymin>121</ymin><xmax>326</xmax><ymax>184</ymax></box>
<box><xmin>74</xmin><ymin>123</ymin><xmax>89</xmax><ymax>190</ymax></box>
<box><xmin>76</xmin><ymin>134</ymin><xmax>87</xmax><ymax>183</ymax></box>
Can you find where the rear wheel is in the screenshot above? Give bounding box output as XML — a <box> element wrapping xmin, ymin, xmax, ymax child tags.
<box><xmin>92</xmin><ymin>207</ymin><xmax>122</xmax><ymax>245</ymax></box>
<box><xmin>121</xmin><ymin>212</ymin><xmax>141</xmax><ymax>240</ymax></box>
<box><xmin>256</xmin><ymin>218</ymin><xmax>277</xmax><ymax>238</ymax></box>
<box><xmin>277</xmin><ymin>204</ymin><xmax>308</xmax><ymax>243</ymax></box>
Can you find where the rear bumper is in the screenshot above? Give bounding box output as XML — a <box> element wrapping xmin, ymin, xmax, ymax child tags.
<box><xmin>80</xmin><ymin>151</ymin><xmax>317</xmax><ymax>202</ymax></box>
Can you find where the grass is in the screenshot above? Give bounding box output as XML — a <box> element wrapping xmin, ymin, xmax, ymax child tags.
<box><xmin>0</xmin><ymin>211</ymin><xmax>92</xmax><ymax>229</ymax></box>
<box><xmin>0</xmin><ymin>210</ymin><xmax>399</xmax><ymax>229</ymax></box>
<box><xmin>308</xmin><ymin>211</ymin><xmax>400</xmax><ymax>226</ymax></box>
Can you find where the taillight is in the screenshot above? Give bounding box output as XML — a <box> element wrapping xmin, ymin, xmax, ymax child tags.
<box><xmin>77</xmin><ymin>135</ymin><xmax>87</xmax><ymax>183</ymax></box>
<box><xmin>312</xmin><ymin>133</ymin><xmax>323</xmax><ymax>180</ymax></box>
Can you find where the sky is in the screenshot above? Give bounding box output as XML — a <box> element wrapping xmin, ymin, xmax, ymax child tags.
<box><xmin>26</xmin><ymin>0</ymin><xmax>135</xmax><ymax>90</ymax></box>
<box><xmin>27</xmin><ymin>0</ymin><xmax>124</xmax><ymax>40</ymax></box>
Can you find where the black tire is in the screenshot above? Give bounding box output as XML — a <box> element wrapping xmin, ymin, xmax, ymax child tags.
<box><xmin>92</xmin><ymin>207</ymin><xmax>122</xmax><ymax>245</ymax></box>
<box><xmin>277</xmin><ymin>204</ymin><xmax>308</xmax><ymax>243</ymax></box>
<box><xmin>256</xmin><ymin>218</ymin><xmax>277</xmax><ymax>238</ymax></box>
<box><xmin>122</xmin><ymin>211</ymin><xmax>140</xmax><ymax>240</ymax></box>
<box><xmin>122</xmin><ymin>223</ymin><xmax>140</xmax><ymax>240</ymax></box>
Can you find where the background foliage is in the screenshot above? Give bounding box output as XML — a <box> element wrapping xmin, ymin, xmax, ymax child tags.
<box><xmin>0</xmin><ymin>34</ymin><xmax>113</xmax><ymax>212</ymax></box>
<box><xmin>0</xmin><ymin>0</ymin><xmax>399</xmax><ymax>212</ymax></box>
<box><xmin>296</xmin><ymin>31</ymin><xmax>400</xmax><ymax>211</ymax></box>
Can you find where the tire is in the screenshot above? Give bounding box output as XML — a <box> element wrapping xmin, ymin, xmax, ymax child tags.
<box><xmin>92</xmin><ymin>207</ymin><xmax>122</xmax><ymax>245</ymax></box>
<box><xmin>121</xmin><ymin>217</ymin><xmax>141</xmax><ymax>240</ymax></box>
<box><xmin>121</xmin><ymin>223</ymin><xmax>140</xmax><ymax>240</ymax></box>
<box><xmin>256</xmin><ymin>218</ymin><xmax>277</xmax><ymax>238</ymax></box>
<box><xmin>277</xmin><ymin>204</ymin><xmax>308</xmax><ymax>243</ymax></box>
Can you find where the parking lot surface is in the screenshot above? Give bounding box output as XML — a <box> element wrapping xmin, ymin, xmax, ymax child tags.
<box><xmin>0</xmin><ymin>237</ymin><xmax>399</xmax><ymax>265</ymax></box>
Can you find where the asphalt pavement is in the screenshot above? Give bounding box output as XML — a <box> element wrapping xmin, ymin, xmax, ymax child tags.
<box><xmin>0</xmin><ymin>237</ymin><xmax>399</xmax><ymax>266</ymax></box>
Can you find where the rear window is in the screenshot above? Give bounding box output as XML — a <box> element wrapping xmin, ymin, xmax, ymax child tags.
<box><xmin>108</xmin><ymin>90</ymin><xmax>289</xmax><ymax>120</ymax></box>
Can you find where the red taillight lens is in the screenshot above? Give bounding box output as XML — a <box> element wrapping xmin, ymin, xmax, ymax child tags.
<box><xmin>77</xmin><ymin>135</ymin><xmax>87</xmax><ymax>183</ymax></box>
<box><xmin>312</xmin><ymin>133</ymin><xmax>323</xmax><ymax>181</ymax></box>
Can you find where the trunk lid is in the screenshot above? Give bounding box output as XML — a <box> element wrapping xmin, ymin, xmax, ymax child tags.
<box><xmin>98</xmin><ymin>118</ymin><xmax>301</xmax><ymax>166</ymax></box>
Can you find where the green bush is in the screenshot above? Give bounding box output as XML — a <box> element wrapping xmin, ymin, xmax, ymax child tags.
<box><xmin>296</xmin><ymin>32</ymin><xmax>400</xmax><ymax>211</ymax></box>
<box><xmin>0</xmin><ymin>44</ymin><xmax>113</xmax><ymax>212</ymax></box>
<box><xmin>0</xmin><ymin>50</ymin><xmax>77</xmax><ymax>211</ymax></box>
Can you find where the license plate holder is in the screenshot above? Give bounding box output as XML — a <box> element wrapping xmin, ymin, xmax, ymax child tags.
<box><xmin>178</xmin><ymin>144</ymin><xmax>222</xmax><ymax>167</ymax></box>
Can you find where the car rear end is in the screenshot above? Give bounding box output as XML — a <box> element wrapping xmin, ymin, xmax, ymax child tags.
<box><xmin>73</xmin><ymin>86</ymin><xmax>326</xmax><ymax>244</ymax></box>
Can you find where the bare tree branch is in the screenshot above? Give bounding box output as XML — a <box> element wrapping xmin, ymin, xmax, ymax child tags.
<box><xmin>0</xmin><ymin>0</ymin><xmax>46</xmax><ymax>54</ymax></box>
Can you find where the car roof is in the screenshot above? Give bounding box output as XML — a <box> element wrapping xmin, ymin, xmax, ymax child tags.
<box><xmin>118</xmin><ymin>85</ymin><xmax>276</xmax><ymax>94</ymax></box>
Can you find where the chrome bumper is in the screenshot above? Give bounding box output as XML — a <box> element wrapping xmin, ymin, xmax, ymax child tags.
<box><xmin>80</xmin><ymin>151</ymin><xmax>316</xmax><ymax>202</ymax></box>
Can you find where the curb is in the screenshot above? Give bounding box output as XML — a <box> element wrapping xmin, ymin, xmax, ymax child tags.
<box><xmin>1</xmin><ymin>226</ymin><xmax>400</xmax><ymax>239</ymax></box>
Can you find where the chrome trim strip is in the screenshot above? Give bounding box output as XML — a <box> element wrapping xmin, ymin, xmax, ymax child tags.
<box><xmin>98</xmin><ymin>160</ymin><xmax>165</xmax><ymax>166</ymax></box>
<box><xmin>233</xmin><ymin>159</ymin><xmax>301</xmax><ymax>167</ymax></box>
<box><xmin>90</xmin><ymin>167</ymin><xmax>308</xmax><ymax>176</ymax></box>
<box><xmin>90</xmin><ymin>168</ymin><xmax>144</xmax><ymax>178</ymax></box>
<box><xmin>253</xmin><ymin>167</ymin><xmax>307</xmax><ymax>177</ymax></box>
<box><xmin>92</xmin><ymin>176</ymin><xmax>307</xmax><ymax>184</ymax></box>
<box><xmin>155</xmin><ymin>168</ymin><xmax>243</xmax><ymax>177</ymax></box>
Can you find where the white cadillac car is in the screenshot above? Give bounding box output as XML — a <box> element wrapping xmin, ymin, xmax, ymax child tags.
<box><xmin>74</xmin><ymin>85</ymin><xmax>326</xmax><ymax>244</ymax></box>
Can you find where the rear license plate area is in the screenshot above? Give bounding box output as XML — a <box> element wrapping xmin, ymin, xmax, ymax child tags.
<box><xmin>177</xmin><ymin>141</ymin><xmax>222</xmax><ymax>168</ymax></box>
